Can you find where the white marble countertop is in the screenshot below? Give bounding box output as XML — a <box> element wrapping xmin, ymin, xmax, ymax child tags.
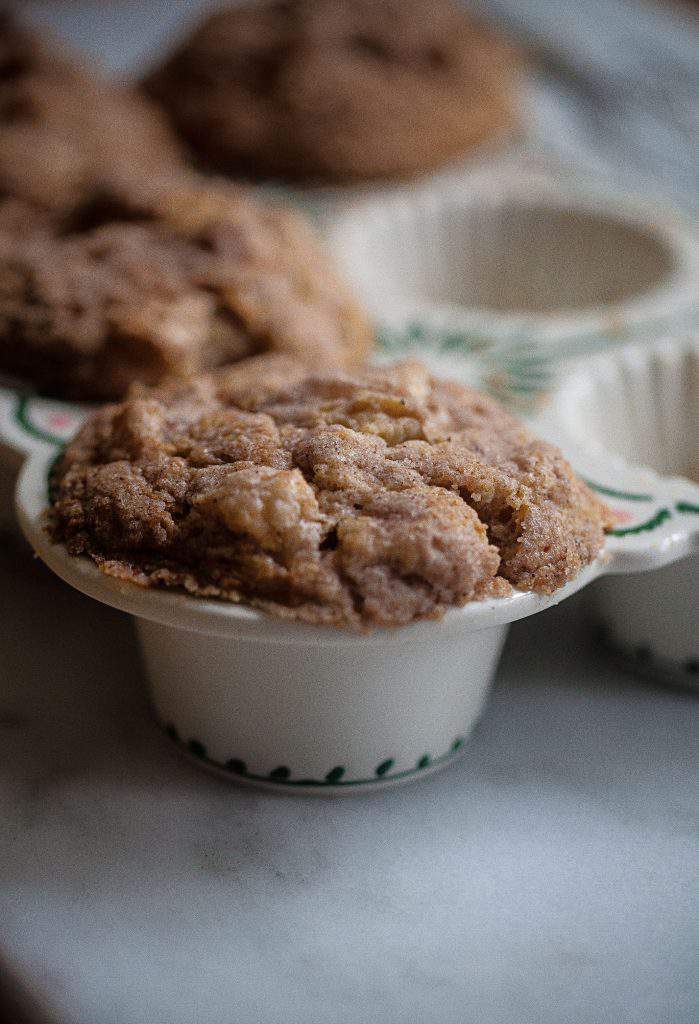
<box><xmin>1</xmin><ymin>531</ymin><xmax>697</xmax><ymax>1024</ymax></box>
<box><xmin>2</xmin><ymin>2</ymin><xmax>698</xmax><ymax>1021</ymax></box>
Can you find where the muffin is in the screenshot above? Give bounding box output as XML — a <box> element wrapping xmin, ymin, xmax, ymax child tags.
<box><xmin>0</xmin><ymin>179</ymin><xmax>372</xmax><ymax>400</ymax></box>
<box><xmin>143</xmin><ymin>0</ymin><xmax>519</xmax><ymax>183</ymax></box>
<box><xmin>49</xmin><ymin>360</ymin><xmax>611</xmax><ymax>631</ymax></box>
<box><xmin>0</xmin><ymin>12</ymin><xmax>184</xmax><ymax>214</ymax></box>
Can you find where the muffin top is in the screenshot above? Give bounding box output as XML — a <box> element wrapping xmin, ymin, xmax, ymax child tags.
<box><xmin>50</xmin><ymin>360</ymin><xmax>610</xmax><ymax>631</ymax></box>
<box><xmin>0</xmin><ymin>179</ymin><xmax>371</xmax><ymax>399</ymax></box>
<box><xmin>144</xmin><ymin>0</ymin><xmax>519</xmax><ymax>183</ymax></box>
<box><xmin>0</xmin><ymin>13</ymin><xmax>183</xmax><ymax>214</ymax></box>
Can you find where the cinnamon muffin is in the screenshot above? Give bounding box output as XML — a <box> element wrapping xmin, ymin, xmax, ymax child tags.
<box><xmin>0</xmin><ymin>13</ymin><xmax>184</xmax><ymax>215</ymax></box>
<box><xmin>49</xmin><ymin>360</ymin><xmax>610</xmax><ymax>630</ymax></box>
<box><xmin>144</xmin><ymin>0</ymin><xmax>519</xmax><ymax>183</ymax></box>
<box><xmin>0</xmin><ymin>180</ymin><xmax>372</xmax><ymax>399</ymax></box>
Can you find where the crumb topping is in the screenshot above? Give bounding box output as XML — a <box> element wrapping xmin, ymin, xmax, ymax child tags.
<box><xmin>50</xmin><ymin>360</ymin><xmax>610</xmax><ymax>629</ymax></box>
<box><xmin>0</xmin><ymin>179</ymin><xmax>371</xmax><ymax>399</ymax></box>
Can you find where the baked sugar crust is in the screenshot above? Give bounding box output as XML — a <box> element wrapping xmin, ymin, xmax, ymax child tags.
<box><xmin>50</xmin><ymin>360</ymin><xmax>611</xmax><ymax>630</ymax></box>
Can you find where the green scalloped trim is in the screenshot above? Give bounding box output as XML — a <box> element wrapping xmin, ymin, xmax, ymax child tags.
<box><xmin>607</xmin><ymin>508</ymin><xmax>672</xmax><ymax>537</ymax></box>
<box><xmin>163</xmin><ymin>723</ymin><xmax>466</xmax><ymax>787</ymax></box>
<box><xmin>584</xmin><ymin>483</ymin><xmax>699</xmax><ymax>533</ymax></box>
<box><xmin>14</xmin><ymin>395</ymin><xmax>68</xmax><ymax>448</ymax></box>
<box><xmin>582</xmin><ymin>477</ymin><xmax>654</xmax><ymax>502</ymax></box>
<box><xmin>377</xmin><ymin>322</ymin><xmax>492</xmax><ymax>357</ymax></box>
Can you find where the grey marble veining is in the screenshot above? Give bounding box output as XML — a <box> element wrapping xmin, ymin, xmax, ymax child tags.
<box><xmin>1</xmin><ymin>532</ymin><xmax>697</xmax><ymax>1024</ymax></box>
<box><xmin>2</xmin><ymin>2</ymin><xmax>699</xmax><ymax>1020</ymax></box>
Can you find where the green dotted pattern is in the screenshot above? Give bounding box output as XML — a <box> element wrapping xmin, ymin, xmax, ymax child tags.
<box><xmin>596</xmin><ymin>623</ymin><xmax>699</xmax><ymax>685</ymax></box>
<box><xmin>163</xmin><ymin>723</ymin><xmax>466</xmax><ymax>788</ymax></box>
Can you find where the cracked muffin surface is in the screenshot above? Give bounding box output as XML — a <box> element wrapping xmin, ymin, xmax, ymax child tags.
<box><xmin>49</xmin><ymin>360</ymin><xmax>610</xmax><ymax>630</ymax></box>
<box><xmin>144</xmin><ymin>0</ymin><xmax>519</xmax><ymax>182</ymax></box>
<box><xmin>0</xmin><ymin>179</ymin><xmax>371</xmax><ymax>399</ymax></box>
<box><xmin>0</xmin><ymin>13</ymin><xmax>183</xmax><ymax>214</ymax></box>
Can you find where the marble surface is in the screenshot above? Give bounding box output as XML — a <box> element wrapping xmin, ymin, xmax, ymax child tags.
<box><xmin>2</xmin><ymin>2</ymin><xmax>698</xmax><ymax>1021</ymax></box>
<box><xmin>0</xmin><ymin>531</ymin><xmax>697</xmax><ymax>1024</ymax></box>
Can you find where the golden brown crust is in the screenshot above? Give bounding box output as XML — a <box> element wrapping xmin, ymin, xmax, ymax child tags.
<box><xmin>0</xmin><ymin>178</ymin><xmax>372</xmax><ymax>399</ymax></box>
<box><xmin>144</xmin><ymin>0</ymin><xmax>520</xmax><ymax>182</ymax></box>
<box><xmin>49</xmin><ymin>361</ymin><xmax>610</xmax><ymax>630</ymax></box>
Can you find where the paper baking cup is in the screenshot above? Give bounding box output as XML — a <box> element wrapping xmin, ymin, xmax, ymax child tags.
<box><xmin>535</xmin><ymin>335</ymin><xmax>699</xmax><ymax>687</ymax></box>
<box><xmin>325</xmin><ymin>171</ymin><xmax>699</xmax><ymax>363</ymax></box>
<box><xmin>17</xmin><ymin>425</ymin><xmax>698</xmax><ymax>792</ymax></box>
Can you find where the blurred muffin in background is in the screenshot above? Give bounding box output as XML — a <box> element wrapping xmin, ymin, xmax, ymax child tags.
<box><xmin>143</xmin><ymin>0</ymin><xmax>520</xmax><ymax>183</ymax></box>
<box><xmin>0</xmin><ymin>177</ymin><xmax>372</xmax><ymax>400</ymax></box>
<box><xmin>0</xmin><ymin>12</ymin><xmax>184</xmax><ymax>215</ymax></box>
